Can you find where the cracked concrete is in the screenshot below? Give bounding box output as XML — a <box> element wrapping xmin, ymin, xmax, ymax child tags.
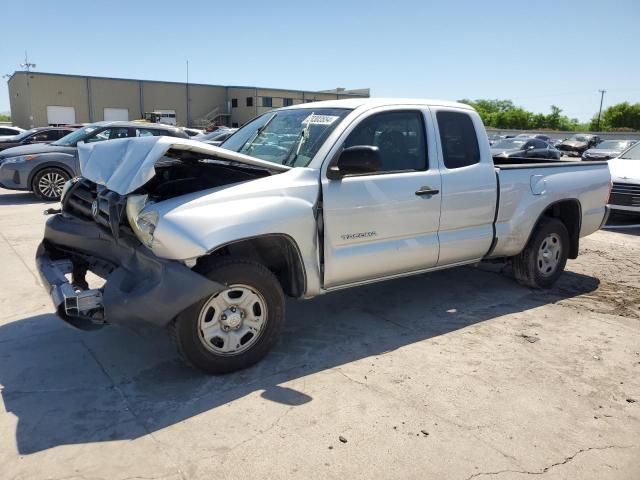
<box><xmin>465</xmin><ymin>445</ymin><xmax>634</xmax><ymax>479</ymax></box>
<box><xmin>0</xmin><ymin>187</ymin><xmax>639</xmax><ymax>480</ymax></box>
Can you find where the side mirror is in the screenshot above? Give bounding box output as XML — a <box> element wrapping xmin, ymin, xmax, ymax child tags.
<box><xmin>327</xmin><ymin>145</ymin><xmax>382</xmax><ymax>179</ymax></box>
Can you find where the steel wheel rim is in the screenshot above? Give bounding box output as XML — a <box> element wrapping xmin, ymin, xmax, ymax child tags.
<box><xmin>197</xmin><ymin>284</ymin><xmax>268</xmax><ymax>356</ymax></box>
<box><xmin>38</xmin><ymin>172</ymin><xmax>66</xmax><ymax>198</ymax></box>
<box><xmin>537</xmin><ymin>233</ymin><xmax>562</xmax><ymax>277</ymax></box>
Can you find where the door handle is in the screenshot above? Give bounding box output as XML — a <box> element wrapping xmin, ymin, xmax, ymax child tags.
<box><xmin>415</xmin><ymin>186</ymin><xmax>440</xmax><ymax>196</ymax></box>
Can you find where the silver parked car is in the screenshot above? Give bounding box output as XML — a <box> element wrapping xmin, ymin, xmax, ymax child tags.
<box><xmin>0</xmin><ymin>121</ymin><xmax>188</xmax><ymax>200</ymax></box>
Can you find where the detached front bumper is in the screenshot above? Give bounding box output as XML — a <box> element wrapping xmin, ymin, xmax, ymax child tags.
<box><xmin>37</xmin><ymin>214</ymin><xmax>224</xmax><ymax>330</ymax></box>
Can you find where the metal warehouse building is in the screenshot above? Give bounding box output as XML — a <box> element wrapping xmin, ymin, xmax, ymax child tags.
<box><xmin>7</xmin><ymin>71</ymin><xmax>369</xmax><ymax>129</ymax></box>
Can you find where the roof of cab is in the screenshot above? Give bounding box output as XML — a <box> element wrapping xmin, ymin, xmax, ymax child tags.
<box><xmin>279</xmin><ymin>97</ymin><xmax>475</xmax><ymax>112</ymax></box>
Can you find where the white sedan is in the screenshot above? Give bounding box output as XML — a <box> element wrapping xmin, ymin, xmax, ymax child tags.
<box><xmin>608</xmin><ymin>142</ymin><xmax>640</xmax><ymax>216</ymax></box>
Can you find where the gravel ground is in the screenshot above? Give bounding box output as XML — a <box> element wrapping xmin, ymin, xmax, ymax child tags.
<box><xmin>0</xmin><ymin>187</ymin><xmax>638</xmax><ymax>480</ymax></box>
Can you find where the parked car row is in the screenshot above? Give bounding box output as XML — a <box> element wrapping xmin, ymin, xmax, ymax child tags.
<box><xmin>491</xmin><ymin>137</ymin><xmax>562</xmax><ymax>160</ymax></box>
<box><xmin>0</xmin><ymin>122</ymin><xmax>188</xmax><ymax>200</ymax></box>
<box><xmin>0</xmin><ymin>127</ymin><xmax>77</xmax><ymax>152</ymax></box>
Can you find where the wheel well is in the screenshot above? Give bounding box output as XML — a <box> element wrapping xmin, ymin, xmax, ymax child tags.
<box><xmin>28</xmin><ymin>163</ymin><xmax>74</xmax><ymax>189</ymax></box>
<box><xmin>541</xmin><ymin>199</ymin><xmax>581</xmax><ymax>259</ymax></box>
<box><xmin>198</xmin><ymin>235</ymin><xmax>306</xmax><ymax>298</ymax></box>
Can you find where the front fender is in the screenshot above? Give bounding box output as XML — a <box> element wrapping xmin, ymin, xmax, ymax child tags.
<box><xmin>148</xmin><ymin>168</ymin><xmax>323</xmax><ymax>296</ymax></box>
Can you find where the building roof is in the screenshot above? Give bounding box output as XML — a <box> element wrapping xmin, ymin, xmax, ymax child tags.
<box><xmin>280</xmin><ymin>97</ymin><xmax>475</xmax><ymax>111</ymax></box>
<box><xmin>7</xmin><ymin>70</ymin><xmax>369</xmax><ymax>97</ymax></box>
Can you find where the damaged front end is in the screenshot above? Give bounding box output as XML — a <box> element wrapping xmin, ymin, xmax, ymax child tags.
<box><xmin>37</xmin><ymin>137</ymin><xmax>288</xmax><ymax>330</ymax></box>
<box><xmin>37</xmin><ymin>207</ymin><xmax>225</xmax><ymax>331</ymax></box>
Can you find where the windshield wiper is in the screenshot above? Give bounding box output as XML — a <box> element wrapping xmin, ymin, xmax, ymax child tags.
<box><xmin>283</xmin><ymin>112</ymin><xmax>313</xmax><ymax>167</ymax></box>
<box><xmin>241</xmin><ymin>113</ymin><xmax>277</xmax><ymax>155</ymax></box>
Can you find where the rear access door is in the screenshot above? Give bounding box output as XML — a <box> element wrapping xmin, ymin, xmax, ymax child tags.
<box><xmin>321</xmin><ymin>106</ymin><xmax>442</xmax><ymax>288</ymax></box>
<box><xmin>429</xmin><ymin>107</ymin><xmax>498</xmax><ymax>266</ymax></box>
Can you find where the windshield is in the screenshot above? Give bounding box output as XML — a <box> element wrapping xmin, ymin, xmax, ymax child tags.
<box><xmin>492</xmin><ymin>139</ymin><xmax>526</xmax><ymax>149</ymax></box>
<box><xmin>595</xmin><ymin>140</ymin><xmax>631</xmax><ymax>151</ymax></box>
<box><xmin>3</xmin><ymin>128</ymin><xmax>39</xmax><ymax>141</ymax></box>
<box><xmin>567</xmin><ymin>134</ymin><xmax>589</xmax><ymax>142</ymax></box>
<box><xmin>222</xmin><ymin>108</ymin><xmax>350</xmax><ymax>167</ymax></box>
<box><xmin>53</xmin><ymin>126</ymin><xmax>98</xmax><ymax>146</ymax></box>
<box><xmin>618</xmin><ymin>142</ymin><xmax>640</xmax><ymax>160</ymax></box>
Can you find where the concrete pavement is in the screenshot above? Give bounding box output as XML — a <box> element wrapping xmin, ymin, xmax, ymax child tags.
<box><xmin>0</xmin><ymin>187</ymin><xmax>638</xmax><ymax>480</ymax></box>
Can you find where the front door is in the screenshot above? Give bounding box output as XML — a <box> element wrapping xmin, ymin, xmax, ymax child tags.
<box><xmin>322</xmin><ymin>108</ymin><xmax>442</xmax><ymax>288</ymax></box>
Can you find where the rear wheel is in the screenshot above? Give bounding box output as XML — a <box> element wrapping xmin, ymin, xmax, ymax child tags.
<box><xmin>512</xmin><ymin>217</ymin><xmax>569</xmax><ymax>288</ymax></box>
<box><xmin>172</xmin><ymin>257</ymin><xmax>285</xmax><ymax>374</ymax></box>
<box><xmin>32</xmin><ymin>168</ymin><xmax>69</xmax><ymax>201</ymax></box>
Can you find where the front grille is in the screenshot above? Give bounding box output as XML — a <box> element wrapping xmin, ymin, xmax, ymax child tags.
<box><xmin>63</xmin><ymin>179</ymin><xmax>126</xmax><ymax>238</ymax></box>
<box><xmin>609</xmin><ymin>182</ymin><xmax>640</xmax><ymax>207</ymax></box>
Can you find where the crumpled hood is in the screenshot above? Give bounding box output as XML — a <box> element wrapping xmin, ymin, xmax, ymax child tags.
<box><xmin>608</xmin><ymin>159</ymin><xmax>640</xmax><ymax>182</ymax></box>
<box><xmin>78</xmin><ymin>136</ymin><xmax>290</xmax><ymax>195</ymax></box>
<box><xmin>0</xmin><ymin>143</ymin><xmax>76</xmax><ymax>159</ymax></box>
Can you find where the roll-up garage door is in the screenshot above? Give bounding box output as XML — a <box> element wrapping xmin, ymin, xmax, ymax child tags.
<box><xmin>104</xmin><ymin>108</ymin><xmax>129</xmax><ymax>121</ymax></box>
<box><xmin>46</xmin><ymin>106</ymin><xmax>76</xmax><ymax>125</ymax></box>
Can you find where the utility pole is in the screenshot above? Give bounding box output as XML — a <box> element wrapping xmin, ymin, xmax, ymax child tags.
<box><xmin>596</xmin><ymin>89</ymin><xmax>606</xmax><ymax>131</ymax></box>
<box><xmin>20</xmin><ymin>51</ymin><xmax>36</xmax><ymax>128</ymax></box>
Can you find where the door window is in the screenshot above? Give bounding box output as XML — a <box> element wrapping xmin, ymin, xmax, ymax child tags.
<box><xmin>344</xmin><ymin>111</ymin><xmax>427</xmax><ymax>172</ymax></box>
<box><xmin>436</xmin><ymin>111</ymin><xmax>480</xmax><ymax>169</ymax></box>
<box><xmin>136</xmin><ymin>128</ymin><xmax>163</xmax><ymax>137</ymax></box>
<box><xmin>56</xmin><ymin>129</ymin><xmax>74</xmax><ymax>139</ymax></box>
<box><xmin>30</xmin><ymin>130</ymin><xmax>56</xmax><ymax>142</ymax></box>
<box><xmin>85</xmin><ymin>127</ymin><xmax>130</xmax><ymax>143</ymax></box>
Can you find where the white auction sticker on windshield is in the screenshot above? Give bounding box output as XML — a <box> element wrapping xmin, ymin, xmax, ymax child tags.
<box><xmin>302</xmin><ymin>114</ymin><xmax>339</xmax><ymax>125</ymax></box>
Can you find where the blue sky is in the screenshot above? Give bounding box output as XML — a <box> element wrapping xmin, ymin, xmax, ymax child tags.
<box><xmin>1</xmin><ymin>0</ymin><xmax>638</xmax><ymax>122</ymax></box>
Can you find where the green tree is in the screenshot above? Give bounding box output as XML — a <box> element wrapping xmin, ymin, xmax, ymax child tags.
<box><xmin>458</xmin><ymin>99</ymin><xmax>586</xmax><ymax>131</ymax></box>
<box><xmin>0</xmin><ymin>113</ymin><xmax>10</xmax><ymax>122</ymax></box>
<box><xmin>601</xmin><ymin>102</ymin><xmax>640</xmax><ymax>131</ymax></box>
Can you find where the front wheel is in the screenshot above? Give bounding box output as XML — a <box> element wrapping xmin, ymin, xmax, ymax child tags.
<box><xmin>172</xmin><ymin>257</ymin><xmax>285</xmax><ymax>374</ymax></box>
<box><xmin>512</xmin><ymin>217</ymin><xmax>569</xmax><ymax>288</ymax></box>
<box><xmin>32</xmin><ymin>168</ymin><xmax>70</xmax><ymax>201</ymax></box>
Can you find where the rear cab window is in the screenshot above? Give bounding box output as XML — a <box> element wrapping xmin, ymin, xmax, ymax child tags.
<box><xmin>436</xmin><ymin>111</ymin><xmax>480</xmax><ymax>169</ymax></box>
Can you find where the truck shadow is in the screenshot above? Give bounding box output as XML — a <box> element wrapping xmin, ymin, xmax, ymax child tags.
<box><xmin>0</xmin><ymin>266</ymin><xmax>599</xmax><ymax>454</ymax></box>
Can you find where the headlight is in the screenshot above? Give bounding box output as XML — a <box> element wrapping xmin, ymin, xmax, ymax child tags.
<box><xmin>3</xmin><ymin>155</ymin><xmax>38</xmax><ymax>164</ymax></box>
<box><xmin>126</xmin><ymin>194</ymin><xmax>158</xmax><ymax>247</ymax></box>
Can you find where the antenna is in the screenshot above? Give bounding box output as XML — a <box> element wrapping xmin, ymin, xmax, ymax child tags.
<box><xmin>20</xmin><ymin>51</ymin><xmax>36</xmax><ymax>72</ymax></box>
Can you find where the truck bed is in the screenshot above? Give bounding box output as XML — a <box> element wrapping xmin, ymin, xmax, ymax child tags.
<box><xmin>489</xmin><ymin>158</ymin><xmax>611</xmax><ymax>258</ymax></box>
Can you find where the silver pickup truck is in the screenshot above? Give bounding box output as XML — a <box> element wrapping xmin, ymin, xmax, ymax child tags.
<box><xmin>36</xmin><ymin>99</ymin><xmax>611</xmax><ymax>373</ymax></box>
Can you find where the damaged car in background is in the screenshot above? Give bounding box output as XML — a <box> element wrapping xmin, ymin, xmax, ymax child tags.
<box><xmin>556</xmin><ymin>133</ymin><xmax>601</xmax><ymax>156</ymax></box>
<box><xmin>36</xmin><ymin>99</ymin><xmax>611</xmax><ymax>374</ymax></box>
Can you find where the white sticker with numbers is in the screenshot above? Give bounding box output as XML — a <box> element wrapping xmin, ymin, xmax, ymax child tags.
<box><xmin>301</xmin><ymin>114</ymin><xmax>339</xmax><ymax>126</ymax></box>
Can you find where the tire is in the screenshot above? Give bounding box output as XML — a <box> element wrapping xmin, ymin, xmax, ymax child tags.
<box><xmin>32</xmin><ymin>167</ymin><xmax>70</xmax><ymax>201</ymax></box>
<box><xmin>512</xmin><ymin>217</ymin><xmax>569</xmax><ymax>288</ymax></box>
<box><xmin>172</xmin><ymin>256</ymin><xmax>285</xmax><ymax>374</ymax></box>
